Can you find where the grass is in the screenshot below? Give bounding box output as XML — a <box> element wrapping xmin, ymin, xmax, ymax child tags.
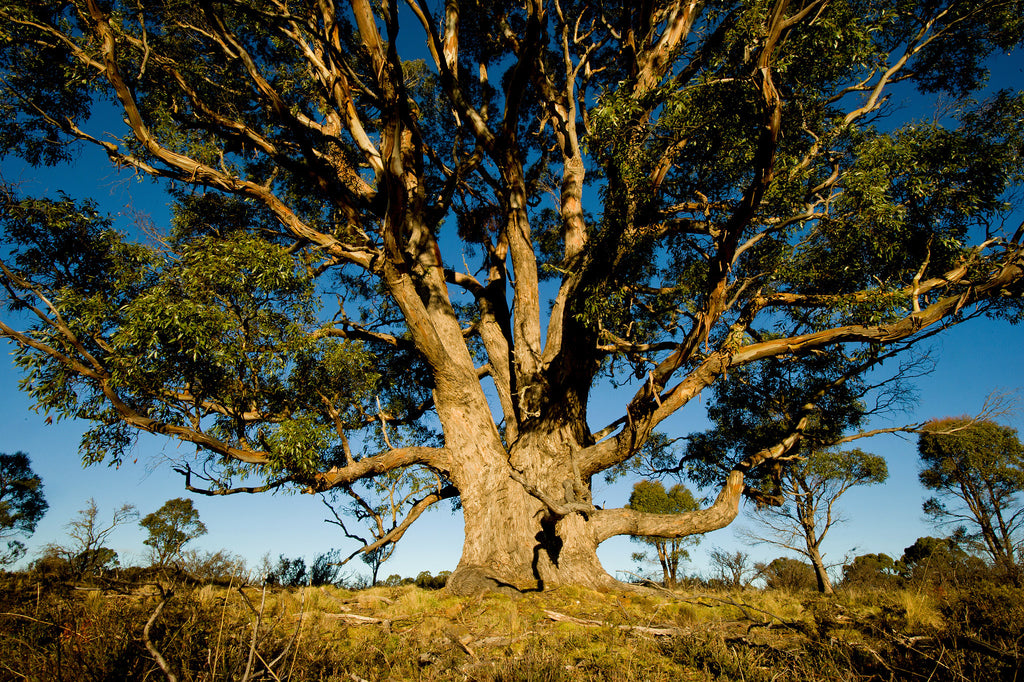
<box><xmin>0</xmin><ymin>572</ymin><xmax>1019</xmax><ymax>681</ymax></box>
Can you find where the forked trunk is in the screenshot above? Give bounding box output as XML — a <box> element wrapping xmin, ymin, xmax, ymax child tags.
<box><xmin>446</xmin><ymin>479</ymin><xmax>617</xmax><ymax>595</ymax></box>
<box><xmin>444</xmin><ymin>430</ymin><xmax>621</xmax><ymax>595</ymax></box>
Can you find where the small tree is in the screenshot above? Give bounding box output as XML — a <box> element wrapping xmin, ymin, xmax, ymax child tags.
<box><xmin>46</xmin><ymin>498</ymin><xmax>137</xmax><ymax>579</ymax></box>
<box><xmin>899</xmin><ymin>536</ymin><xmax>986</xmax><ymax>586</ymax></box>
<box><xmin>179</xmin><ymin>548</ymin><xmax>248</xmax><ymax>584</ymax></box>
<box><xmin>309</xmin><ymin>549</ymin><xmax>343</xmax><ymax>587</ymax></box>
<box><xmin>266</xmin><ymin>555</ymin><xmax>308</xmax><ymax>587</ymax></box>
<box><xmin>322</xmin><ymin>467</ymin><xmax>455</xmax><ymax>586</ymax></box>
<box><xmin>707</xmin><ymin>548</ymin><xmax>757</xmax><ymax>590</ymax></box>
<box><xmin>841</xmin><ymin>553</ymin><xmax>899</xmax><ymax>588</ymax></box>
<box><xmin>627</xmin><ymin>481</ymin><xmax>700</xmax><ymax>588</ymax></box>
<box><xmin>0</xmin><ymin>451</ymin><xmax>48</xmax><ymax>565</ymax></box>
<box><xmin>918</xmin><ymin>419</ymin><xmax>1024</xmax><ymax>578</ymax></box>
<box><xmin>747</xmin><ymin>448</ymin><xmax>888</xmax><ymax>594</ymax></box>
<box><xmin>139</xmin><ymin>497</ymin><xmax>207</xmax><ymax>569</ymax></box>
<box><xmin>757</xmin><ymin>557</ymin><xmax>817</xmax><ymax>591</ymax></box>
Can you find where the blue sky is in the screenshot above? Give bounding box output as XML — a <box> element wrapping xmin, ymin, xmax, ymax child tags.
<box><xmin>1</xmin><ymin>45</ymin><xmax>1022</xmax><ymax>585</ymax></box>
<box><xmin>2</xmin><ymin>311</ymin><xmax>1020</xmax><ymax>581</ymax></box>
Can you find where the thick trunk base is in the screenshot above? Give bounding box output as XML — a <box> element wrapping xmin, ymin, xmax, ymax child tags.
<box><xmin>445</xmin><ymin>478</ymin><xmax>621</xmax><ymax>595</ymax></box>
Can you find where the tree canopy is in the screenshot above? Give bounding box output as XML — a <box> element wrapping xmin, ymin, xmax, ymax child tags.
<box><xmin>918</xmin><ymin>418</ymin><xmax>1024</xmax><ymax>577</ymax></box>
<box><xmin>0</xmin><ymin>452</ymin><xmax>48</xmax><ymax>565</ymax></box>
<box><xmin>140</xmin><ymin>497</ymin><xmax>208</xmax><ymax>568</ymax></box>
<box><xmin>627</xmin><ymin>480</ymin><xmax>699</xmax><ymax>586</ymax></box>
<box><xmin>0</xmin><ymin>0</ymin><xmax>1023</xmax><ymax>593</ymax></box>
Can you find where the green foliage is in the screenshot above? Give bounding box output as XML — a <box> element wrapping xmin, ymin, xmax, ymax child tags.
<box><xmin>758</xmin><ymin>557</ymin><xmax>818</xmax><ymax>591</ymax></box>
<box><xmin>139</xmin><ymin>497</ymin><xmax>207</xmax><ymax>569</ymax></box>
<box><xmin>627</xmin><ymin>480</ymin><xmax>700</xmax><ymax>586</ymax></box>
<box><xmin>899</xmin><ymin>536</ymin><xmax>987</xmax><ymax>585</ymax></box>
<box><xmin>627</xmin><ymin>480</ymin><xmax>699</xmax><ymax>519</ymax></box>
<box><xmin>414</xmin><ymin>570</ymin><xmax>452</xmax><ymax>590</ymax></box>
<box><xmin>841</xmin><ymin>553</ymin><xmax>899</xmax><ymax>588</ymax></box>
<box><xmin>918</xmin><ymin>419</ymin><xmax>1024</xmax><ymax>572</ymax></box>
<box><xmin>0</xmin><ymin>451</ymin><xmax>47</xmax><ymax>565</ymax></box>
<box><xmin>309</xmin><ymin>549</ymin><xmax>343</xmax><ymax>587</ymax></box>
<box><xmin>265</xmin><ymin>554</ymin><xmax>308</xmax><ymax>587</ymax></box>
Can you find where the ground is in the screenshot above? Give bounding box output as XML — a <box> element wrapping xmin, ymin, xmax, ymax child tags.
<box><xmin>0</xmin><ymin>573</ymin><xmax>1019</xmax><ymax>680</ymax></box>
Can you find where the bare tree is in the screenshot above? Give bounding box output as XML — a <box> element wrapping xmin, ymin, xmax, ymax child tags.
<box><xmin>707</xmin><ymin>548</ymin><xmax>757</xmax><ymax>590</ymax></box>
<box><xmin>45</xmin><ymin>498</ymin><xmax>138</xmax><ymax>578</ymax></box>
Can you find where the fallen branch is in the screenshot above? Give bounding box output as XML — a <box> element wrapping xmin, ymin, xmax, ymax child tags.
<box><xmin>543</xmin><ymin>610</ymin><xmax>679</xmax><ymax>636</ymax></box>
<box><xmin>142</xmin><ymin>592</ymin><xmax>178</xmax><ymax>682</ymax></box>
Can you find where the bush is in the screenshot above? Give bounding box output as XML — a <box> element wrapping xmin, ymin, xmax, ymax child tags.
<box><xmin>898</xmin><ymin>536</ymin><xmax>986</xmax><ymax>586</ymax></box>
<box><xmin>939</xmin><ymin>583</ymin><xmax>1024</xmax><ymax>679</ymax></box>
<box><xmin>841</xmin><ymin>553</ymin><xmax>900</xmax><ymax>588</ymax></box>
<box><xmin>265</xmin><ymin>555</ymin><xmax>307</xmax><ymax>586</ymax></box>
<box><xmin>758</xmin><ymin>557</ymin><xmax>817</xmax><ymax>591</ymax></box>
<box><xmin>414</xmin><ymin>570</ymin><xmax>451</xmax><ymax>590</ymax></box>
<box><xmin>179</xmin><ymin>549</ymin><xmax>249</xmax><ymax>585</ymax></box>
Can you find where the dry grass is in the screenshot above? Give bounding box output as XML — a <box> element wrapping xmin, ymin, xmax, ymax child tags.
<box><xmin>0</xmin><ymin>573</ymin><xmax>1018</xmax><ymax>681</ymax></box>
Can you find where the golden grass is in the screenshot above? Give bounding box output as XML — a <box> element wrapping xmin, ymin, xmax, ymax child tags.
<box><xmin>0</xmin><ymin>575</ymin><xmax>1015</xmax><ymax>681</ymax></box>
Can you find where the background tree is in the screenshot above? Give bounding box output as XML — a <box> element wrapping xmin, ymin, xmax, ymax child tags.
<box><xmin>45</xmin><ymin>498</ymin><xmax>137</xmax><ymax>579</ymax></box>
<box><xmin>309</xmin><ymin>549</ymin><xmax>344</xmax><ymax>587</ymax></box>
<box><xmin>918</xmin><ymin>419</ymin><xmax>1024</xmax><ymax>579</ymax></box>
<box><xmin>0</xmin><ymin>451</ymin><xmax>47</xmax><ymax>565</ymax></box>
<box><xmin>626</xmin><ymin>480</ymin><xmax>700</xmax><ymax>587</ymax></box>
<box><xmin>898</xmin><ymin>536</ymin><xmax>986</xmax><ymax>586</ymax></box>
<box><xmin>178</xmin><ymin>548</ymin><xmax>249</xmax><ymax>584</ymax></box>
<box><xmin>757</xmin><ymin>557</ymin><xmax>818</xmax><ymax>591</ymax></box>
<box><xmin>746</xmin><ymin>448</ymin><xmax>889</xmax><ymax>593</ymax></box>
<box><xmin>321</xmin><ymin>465</ymin><xmax>454</xmax><ymax>585</ymax></box>
<box><xmin>139</xmin><ymin>497</ymin><xmax>208</xmax><ymax>569</ymax></box>
<box><xmin>706</xmin><ymin>548</ymin><xmax>757</xmax><ymax>590</ymax></box>
<box><xmin>1</xmin><ymin>0</ymin><xmax>1023</xmax><ymax>594</ymax></box>
<box><xmin>266</xmin><ymin>554</ymin><xmax>308</xmax><ymax>587</ymax></box>
<box><xmin>841</xmin><ymin>552</ymin><xmax>899</xmax><ymax>588</ymax></box>
<box><xmin>675</xmin><ymin>329</ymin><xmax>899</xmax><ymax>594</ymax></box>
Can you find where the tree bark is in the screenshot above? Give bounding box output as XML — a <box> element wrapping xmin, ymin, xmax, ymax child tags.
<box><xmin>807</xmin><ymin>545</ymin><xmax>834</xmax><ymax>595</ymax></box>
<box><xmin>444</xmin><ymin>425</ymin><xmax>622</xmax><ymax>595</ymax></box>
<box><xmin>446</xmin><ymin>449</ymin><xmax>747</xmax><ymax>594</ymax></box>
<box><xmin>446</xmin><ymin>472</ymin><xmax>618</xmax><ymax>595</ymax></box>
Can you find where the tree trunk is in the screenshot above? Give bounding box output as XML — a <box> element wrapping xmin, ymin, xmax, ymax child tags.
<box><xmin>656</xmin><ymin>542</ymin><xmax>676</xmax><ymax>588</ymax></box>
<box><xmin>444</xmin><ymin>427</ymin><xmax>623</xmax><ymax>595</ymax></box>
<box><xmin>807</xmin><ymin>546</ymin><xmax>834</xmax><ymax>594</ymax></box>
<box><xmin>446</xmin><ymin>474</ymin><xmax>618</xmax><ymax>594</ymax></box>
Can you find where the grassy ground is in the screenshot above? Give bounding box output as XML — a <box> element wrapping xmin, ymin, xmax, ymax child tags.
<box><xmin>0</xmin><ymin>574</ymin><xmax>1019</xmax><ymax>681</ymax></box>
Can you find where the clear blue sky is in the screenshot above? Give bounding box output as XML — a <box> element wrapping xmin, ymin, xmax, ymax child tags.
<box><xmin>2</xmin><ymin>312</ymin><xmax>1020</xmax><ymax>581</ymax></box>
<box><xmin>1</xmin><ymin>49</ymin><xmax>1022</xmax><ymax>585</ymax></box>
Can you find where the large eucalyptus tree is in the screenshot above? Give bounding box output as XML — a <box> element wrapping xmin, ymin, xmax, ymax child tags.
<box><xmin>1</xmin><ymin>0</ymin><xmax>1022</xmax><ymax>593</ymax></box>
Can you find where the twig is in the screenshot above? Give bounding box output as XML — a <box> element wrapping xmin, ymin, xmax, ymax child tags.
<box><xmin>142</xmin><ymin>591</ymin><xmax>178</xmax><ymax>682</ymax></box>
<box><xmin>241</xmin><ymin>583</ymin><xmax>267</xmax><ymax>682</ymax></box>
<box><xmin>210</xmin><ymin>578</ymin><xmax>235</xmax><ymax>681</ymax></box>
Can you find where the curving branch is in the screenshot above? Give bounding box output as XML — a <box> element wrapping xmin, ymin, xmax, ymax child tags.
<box><xmin>328</xmin><ymin>483</ymin><xmax>459</xmax><ymax>565</ymax></box>
<box><xmin>174</xmin><ymin>464</ymin><xmax>293</xmax><ymax>496</ymax></box>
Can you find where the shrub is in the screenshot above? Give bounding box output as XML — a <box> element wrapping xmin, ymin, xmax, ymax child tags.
<box><xmin>758</xmin><ymin>557</ymin><xmax>818</xmax><ymax>591</ymax></box>
<box><xmin>265</xmin><ymin>554</ymin><xmax>307</xmax><ymax>586</ymax></box>
<box><xmin>841</xmin><ymin>553</ymin><xmax>900</xmax><ymax>588</ymax></box>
